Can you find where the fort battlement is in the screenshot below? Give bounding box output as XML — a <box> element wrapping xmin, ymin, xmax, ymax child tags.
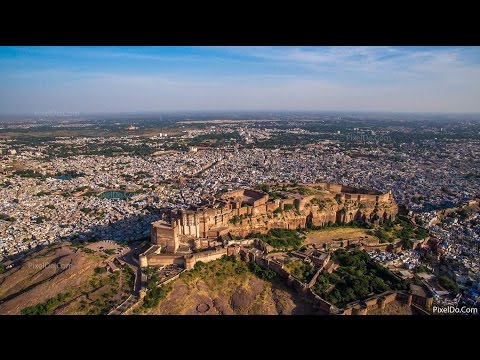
<box><xmin>144</xmin><ymin>183</ymin><xmax>398</xmax><ymax>267</ymax></box>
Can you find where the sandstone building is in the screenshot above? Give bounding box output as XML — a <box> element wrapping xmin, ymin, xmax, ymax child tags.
<box><xmin>141</xmin><ymin>183</ymin><xmax>398</xmax><ymax>267</ymax></box>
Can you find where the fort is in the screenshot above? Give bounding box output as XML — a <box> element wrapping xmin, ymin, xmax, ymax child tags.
<box><xmin>140</xmin><ymin>183</ymin><xmax>398</xmax><ymax>268</ymax></box>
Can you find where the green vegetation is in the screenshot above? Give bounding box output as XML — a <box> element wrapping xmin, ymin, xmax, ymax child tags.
<box><xmin>0</xmin><ymin>263</ymin><xmax>5</xmax><ymax>274</ymax></box>
<box><xmin>94</xmin><ymin>266</ymin><xmax>107</xmax><ymax>274</ymax></box>
<box><xmin>414</xmin><ymin>265</ymin><xmax>431</xmax><ymax>274</ymax></box>
<box><xmin>364</xmin><ymin>217</ymin><xmax>429</xmax><ymax>246</ymax></box>
<box><xmin>438</xmin><ymin>275</ymin><xmax>460</xmax><ymax>295</ymax></box>
<box><xmin>284</xmin><ymin>259</ymin><xmax>316</xmax><ymax>283</ymax></box>
<box><xmin>45</xmin><ymin>204</ymin><xmax>55</xmax><ymax>210</ymax></box>
<box><xmin>229</xmin><ymin>214</ymin><xmax>247</xmax><ymax>225</ymax></box>
<box><xmin>248</xmin><ymin>228</ymin><xmax>303</xmax><ymax>250</ymax></box>
<box><xmin>47</xmin><ymin>141</ymin><xmax>155</xmax><ymax>158</ymax></box>
<box><xmin>372</xmin><ymin>228</ymin><xmax>393</xmax><ymax>243</ymax></box>
<box><xmin>273</xmin><ymin>207</ymin><xmax>283</xmax><ymax>214</ymax></box>
<box><xmin>256</xmin><ymin>184</ymin><xmax>270</xmax><ymax>193</ymax></box>
<box><xmin>13</xmin><ymin>169</ymin><xmax>46</xmax><ymax>179</ymax></box>
<box><xmin>241</xmin><ymin>201</ymin><xmax>250</xmax><ymax>207</ymax></box>
<box><xmin>135</xmin><ymin>171</ymin><xmax>152</xmax><ymax>179</ymax></box>
<box><xmin>0</xmin><ymin>213</ymin><xmax>16</xmax><ymax>222</ymax></box>
<box><xmin>394</xmin><ymin>218</ymin><xmax>429</xmax><ymax>242</ymax></box>
<box><xmin>147</xmin><ymin>273</ymin><xmax>159</xmax><ymax>289</ymax></box>
<box><xmin>35</xmin><ymin>216</ymin><xmax>47</xmax><ymax>224</ymax></box>
<box><xmin>143</xmin><ymin>285</ymin><xmax>170</xmax><ymax>308</ymax></box>
<box><xmin>248</xmin><ymin>262</ymin><xmax>277</xmax><ymax>280</ymax></box>
<box><xmin>401</xmin><ymin>238</ymin><xmax>414</xmax><ymax>250</ymax></box>
<box><xmin>35</xmin><ymin>191</ymin><xmax>51</xmax><ymax>196</ymax></box>
<box><xmin>450</xmin><ymin>208</ymin><xmax>471</xmax><ymax>220</ymax></box>
<box><xmin>229</xmin><ymin>215</ymin><xmax>242</xmax><ymax>225</ymax></box>
<box><xmin>142</xmin><ymin>265</ymin><xmax>171</xmax><ymax>308</ymax></box>
<box><xmin>82</xmin><ymin>272</ymin><xmax>122</xmax><ymax>314</ymax></box>
<box><xmin>312</xmin><ymin>249</ymin><xmax>405</xmax><ymax>307</ymax></box>
<box><xmin>255</xmin><ymin>184</ymin><xmax>287</xmax><ymax>200</ymax></box>
<box><xmin>308</xmin><ymin>220</ymin><xmax>373</xmax><ymax>231</ymax></box>
<box><xmin>283</xmin><ymin>204</ymin><xmax>294</xmax><ymax>211</ymax></box>
<box><xmin>293</xmin><ymin>186</ymin><xmax>321</xmax><ymax>196</ymax></box>
<box><xmin>1</xmin><ymin>180</ymin><xmax>13</xmax><ymax>188</ymax></box>
<box><xmin>54</xmin><ymin>171</ymin><xmax>84</xmax><ymax>179</ymax></box>
<box><xmin>180</xmin><ymin>256</ymin><xmax>277</xmax><ymax>288</ymax></box>
<box><xmin>123</xmin><ymin>265</ymin><xmax>136</xmax><ymax>290</ymax></box>
<box><xmin>144</xmin><ymin>266</ymin><xmax>157</xmax><ymax>277</ymax></box>
<box><xmin>21</xmin><ymin>292</ymin><xmax>71</xmax><ymax>315</ymax></box>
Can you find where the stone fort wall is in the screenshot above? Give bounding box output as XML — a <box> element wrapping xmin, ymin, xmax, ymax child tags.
<box><xmin>152</xmin><ymin>183</ymin><xmax>398</xmax><ymax>253</ymax></box>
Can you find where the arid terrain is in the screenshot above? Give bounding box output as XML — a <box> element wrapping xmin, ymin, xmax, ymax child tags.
<box><xmin>368</xmin><ymin>300</ymin><xmax>414</xmax><ymax>315</ymax></box>
<box><xmin>138</xmin><ymin>258</ymin><xmax>319</xmax><ymax>315</ymax></box>
<box><xmin>0</xmin><ymin>242</ymin><xmax>134</xmax><ymax>315</ymax></box>
<box><xmin>305</xmin><ymin>227</ymin><xmax>379</xmax><ymax>246</ymax></box>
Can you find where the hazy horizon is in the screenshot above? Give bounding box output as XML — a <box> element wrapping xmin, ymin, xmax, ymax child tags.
<box><xmin>1</xmin><ymin>46</ymin><xmax>480</xmax><ymax>114</ymax></box>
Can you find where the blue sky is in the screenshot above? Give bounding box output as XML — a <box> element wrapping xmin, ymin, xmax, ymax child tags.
<box><xmin>0</xmin><ymin>46</ymin><xmax>479</xmax><ymax>114</ymax></box>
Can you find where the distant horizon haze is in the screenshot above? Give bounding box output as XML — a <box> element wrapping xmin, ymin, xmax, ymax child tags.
<box><xmin>1</xmin><ymin>46</ymin><xmax>480</xmax><ymax>114</ymax></box>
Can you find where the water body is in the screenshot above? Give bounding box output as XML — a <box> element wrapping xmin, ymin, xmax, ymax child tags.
<box><xmin>99</xmin><ymin>191</ymin><xmax>131</xmax><ymax>200</ymax></box>
<box><xmin>54</xmin><ymin>175</ymin><xmax>73</xmax><ymax>180</ymax></box>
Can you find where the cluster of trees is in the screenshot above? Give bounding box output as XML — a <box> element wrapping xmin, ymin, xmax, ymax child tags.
<box><xmin>255</xmin><ymin>184</ymin><xmax>288</xmax><ymax>201</ymax></box>
<box><xmin>394</xmin><ymin>219</ymin><xmax>429</xmax><ymax>248</ymax></box>
<box><xmin>180</xmin><ymin>256</ymin><xmax>249</xmax><ymax>286</ymax></box>
<box><xmin>180</xmin><ymin>256</ymin><xmax>279</xmax><ymax>292</ymax></box>
<box><xmin>453</xmin><ymin>208</ymin><xmax>471</xmax><ymax>220</ymax></box>
<box><xmin>438</xmin><ymin>275</ymin><xmax>460</xmax><ymax>295</ymax></box>
<box><xmin>94</xmin><ymin>266</ymin><xmax>107</xmax><ymax>274</ymax></box>
<box><xmin>35</xmin><ymin>216</ymin><xmax>47</xmax><ymax>224</ymax></box>
<box><xmin>248</xmin><ymin>228</ymin><xmax>303</xmax><ymax>250</ymax></box>
<box><xmin>414</xmin><ymin>265</ymin><xmax>431</xmax><ymax>274</ymax></box>
<box><xmin>256</xmin><ymin>184</ymin><xmax>270</xmax><ymax>193</ymax></box>
<box><xmin>364</xmin><ymin>217</ymin><xmax>429</xmax><ymax>246</ymax></box>
<box><xmin>368</xmin><ymin>228</ymin><xmax>393</xmax><ymax>243</ymax></box>
<box><xmin>285</xmin><ymin>260</ymin><xmax>316</xmax><ymax>283</ymax></box>
<box><xmin>21</xmin><ymin>292</ymin><xmax>71</xmax><ymax>315</ymax></box>
<box><xmin>248</xmin><ymin>262</ymin><xmax>276</xmax><ymax>280</ymax></box>
<box><xmin>13</xmin><ymin>169</ymin><xmax>47</xmax><ymax>179</ymax></box>
<box><xmin>143</xmin><ymin>273</ymin><xmax>169</xmax><ymax>308</ymax></box>
<box><xmin>312</xmin><ymin>249</ymin><xmax>405</xmax><ymax>307</ymax></box>
<box><xmin>47</xmin><ymin>141</ymin><xmax>155</xmax><ymax>158</ymax></box>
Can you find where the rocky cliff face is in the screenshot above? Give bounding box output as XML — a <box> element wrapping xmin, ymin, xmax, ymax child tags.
<box><xmin>226</xmin><ymin>195</ymin><xmax>398</xmax><ymax>237</ymax></box>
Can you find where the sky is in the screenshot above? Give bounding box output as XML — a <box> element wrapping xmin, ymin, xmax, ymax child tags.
<box><xmin>0</xmin><ymin>46</ymin><xmax>479</xmax><ymax>114</ymax></box>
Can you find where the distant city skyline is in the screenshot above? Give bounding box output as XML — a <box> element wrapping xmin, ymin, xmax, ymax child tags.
<box><xmin>1</xmin><ymin>46</ymin><xmax>480</xmax><ymax>114</ymax></box>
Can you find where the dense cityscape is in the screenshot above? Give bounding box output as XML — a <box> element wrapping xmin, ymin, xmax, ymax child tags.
<box><xmin>1</xmin><ymin>46</ymin><xmax>479</xmax><ymax>316</ymax></box>
<box><xmin>0</xmin><ymin>113</ymin><xmax>479</xmax><ymax>314</ymax></box>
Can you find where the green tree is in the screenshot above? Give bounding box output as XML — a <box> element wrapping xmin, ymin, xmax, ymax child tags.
<box><xmin>438</xmin><ymin>275</ymin><xmax>459</xmax><ymax>295</ymax></box>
